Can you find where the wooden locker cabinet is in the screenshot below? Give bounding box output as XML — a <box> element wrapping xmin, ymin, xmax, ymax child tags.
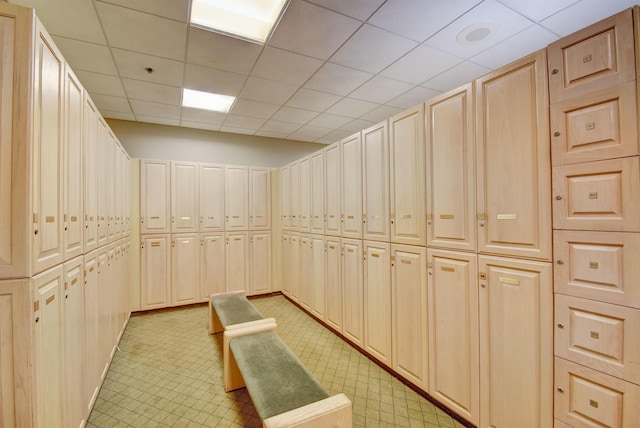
<box><xmin>427</xmin><ymin>249</ymin><xmax>479</xmax><ymax>425</ymax></box>
<box><xmin>226</xmin><ymin>232</ymin><xmax>249</xmax><ymax>293</ymax></box>
<box><xmin>140</xmin><ymin>235</ymin><xmax>170</xmax><ymax>310</ymax></box>
<box><xmin>391</xmin><ymin>244</ymin><xmax>428</xmax><ymax>390</ymax></box>
<box><xmin>298</xmin><ymin>234</ymin><xmax>312</xmax><ymax>309</ymax></box>
<box><xmin>298</xmin><ymin>158</ymin><xmax>310</xmax><ymax>232</ymax></box>
<box><xmin>476</xmin><ymin>50</ymin><xmax>552</xmax><ymax>261</ymax></box>
<box><xmin>310</xmin><ymin>235</ymin><xmax>326</xmax><ymax>320</ymax></box>
<box><xmin>249</xmin><ymin>167</ymin><xmax>271</xmax><ymax>231</ymax></box>
<box><xmin>140</xmin><ymin>160</ymin><xmax>170</xmax><ymax>234</ymax></box>
<box><xmin>225</xmin><ymin>166</ymin><xmax>249</xmax><ymax>231</ymax></box>
<box><xmin>389</xmin><ymin>104</ymin><xmax>426</xmax><ymax>246</ymax></box>
<box><xmin>171</xmin><ymin>162</ymin><xmax>199</xmax><ymax>233</ymax></box>
<box><xmin>553</xmin><ymin>157</ymin><xmax>640</xmax><ymax>232</ymax></box>
<box><xmin>478</xmin><ymin>255</ymin><xmax>553</xmax><ymax>428</ymax></box>
<box><xmin>310</xmin><ymin>151</ymin><xmax>325</xmax><ymax>234</ymax></box>
<box><xmin>555</xmin><ymin>294</ymin><xmax>640</xmax><ymax>384</ymax></box>
<box><xmin>249</xmin><ymin>231</ymin><xmax>272</xmax><ymax>296</ymax></box>
<box><xmin>555</xmin><ymin>357</ymin><xmax>640</xmax><ymax>428</ymax></box>
<box><xmin>324</xmin><ymin>142</ymin><xmax>341</xmax><ymax>237</ymax></box>
<box><xmin>362</xmin><ymin>121</ymin><xmax>389</xmax><ymax>242</ymax></box>
<box><xmin>83</xmin><ymin>252</ymin><xmax>100</xmax><ymax>413</ymax></box>
<box><xmin>97</xmin><ymin>246</ymin><xmax>114</xmax><ymax>367</ymax></box>
<box><xmin>289</xmin><ymin>161</ymin><xmax>300</xmax><ymax>231</ymax></box>
<box><xmin>287</xmin><ymin>233</ymin><xmax>300</xmax><ymax>300</ymax></box>
<box><xmin>96</xmin><ymin>118</ymin><xmax>109</xmax><ymax>246</ymax></box>
<box><xmin>171</xmin><ymin>234</ymin><xmax>199</xmax><ymax>306</ymax></box>
<box><xmin>281</xmin><ymin>233</ymin><xmax>290</xmax><ymax>296</ymax></box>
<box><xmin>547</xmin><ymin>8</ymin><xmax>635</xmax><ymax>103</ymax></box>
<box><xmin>280</xmin><ymin>165</ymin><xmax>290</xmax><ymax>230</ymax></box>
<box><xmin>105</xmin><ymin>134</ymin><xmax>116</xmax><ymax>243</ymax></box>
<box><xmin>342</xmin><ymin>238</ymin><xmax>363</xmax><ymax>347</ymax></box>
<box><xmin>200</xmin><ymin>233</ymin><xmax>225</xmax><ymax>300</ymax></box>
<box><xmin>550</xmin><ymin>82</ymin><xmax>639</xmax><ymax>166</ymax></box>
<box><xmin>199</xmin><ymin>164</ymin><xmax>225</xmax><ymax>232</ymax></box>
<box><xmin>554</xmin><ymin>230</ymin><xmax>640</xmax><ymax>308</ymax></box>
<box><xmin>363</xmin><ymin>241</ymin><xmax>392</xmax><ymax>367</ymax></box>
<box><xmin>325</xmin><ymin>237</ymin><xmax>342</xmax><ymax>332</ymax></box>
<box><xmin>341</xmin><ymin>133</ymin><xmax>363</xmax><ymax>239</ymax></box>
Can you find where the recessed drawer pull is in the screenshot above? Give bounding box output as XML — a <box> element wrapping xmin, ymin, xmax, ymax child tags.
<box><xmin>590</xmin><ymin>331</ymin><xmax>600</xmax><ymax>339</ymax></box>
<box><xmin>400</xmin><ymin>214</ymin><xmax>412</xmax><ymax>219</ymax></box>
<box><xmin>583</xmin><ymin>53</ymin><xmax>592</xmax><ymax>63</ymax></box>
<box><xmin>589</xmin><ymin>261</ymin><xmax>599</xmax><ymax>269</ymax></box>
<box><xmin>589</xmin><ymin>399</ymin><xmax>598</xmax><ymax>408</ymax></box>
<box><xmin>181</xmin><ymin>216</ymin><xmax>190</xmax><ymax>220</ymax></box>
<box><xmin>150</xmin><ymin>216</ymin><xmax>160</xmax><ymax>220</ymax></box>
<box><xmin>499</xmin><ymin>277</ymin><xmax>519</xmax><ymax>285</ymax></box>
<box><xmin>441</xmin><ymin>266</ymin><xmax>455</xmax><ymax>272</ymax></box>
<box><xmin>440</xmin><ymin>214</ymin><xmax>454</xmax><ymax>219</ymax></box>
<box><xmin>151</xmin><ymin>242</ymin><xmax>161</xmax><ymax>247</ymax></box>
<box><xmin>46</xmin><ymin>295</ymin><xmax>55</xmax><ymax>305</ymax></box>
<box><xmin>497</xmin><ymin>213</ymin><xmax>517</xmax><ymax>220</ymax></box>
<box><xmin>586</xmin><ymin>121</ymin><xmax>596</xmax><ymax>130</ymax></box>
<box><xmin>371</xmin><ymin>253</ymin><xmax>379</xmax><ymax>258</ymax></box>
<box><xmin>347</xmin><ymin>215</ymin><xmax>354</xmax><ymax>219</ymax></box>
<box><xmin>46</xmin><ymin>216</ymin><xmax>55</xmax><ymax>223</ymax></box>
<box><xmin>401</xmin><ymin>259</ymin><xmax>411</xmax><ymax>264</ymax></box>
<box><xmin>588</xmin><ymin>192</ymin><xmax>598</xmax><ymax>199</ymax></box>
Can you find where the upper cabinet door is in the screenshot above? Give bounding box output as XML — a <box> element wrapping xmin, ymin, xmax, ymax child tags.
<box><xmin>389</xmin><ymin>104</ymin><xmax>426</xmax><ymax>246</ymax></box>
<box><xmin>362</xmin><ymin>121</ymin><xmax>389</xmax><ymax>242</ymax></box>
<box><xmin>171</xmin><ymin>162</ymin><xmax>199</xmax><ymax>233</ymax></box>
<box><xmin>225</xmin><ymin>166</ymin><xmax>249</xmax><ymax>231</ymax></box>
<box><xmin>310</xmin><ymin>151</ymin><xmax>325</xmax><ymax>234</ymax></box>
<box><xmin>96</xmin><ymin>119</ymin><xmax>109</xmax><ymax>245</ymax></box>
<box><xmin>249</xmin><ymin>167</ymin><xmax>271</xmax><ymax>231</ymax></box>
<box><xmin>476</xmin><ymin>50</ymin><xmax>552</xmax><ymax>261</ymax></box>
<box><xmin>547</xmin><ymin>8</ymin><xmax>635</xmax><ymax>103</ymax></box>
<box><xmin>298</xmin><ymin>158</ymin><xmax>310</xmax><ymax>232</ymax></box>
<box><xmin>32</xmin><ymin>23</ymin><xmax>64</xmax><ymax>274</ymax></box>
<box><xmin>341</xmin><ymin>133</ymin><xmax>362</xmax><ymax>239</ymax></box>
<box><xmin>324</xmin><ymin>142</ymin><xmax>341</xmax><ymax>237</ymax></box>
<box><xmin>83</xmin><ymin>96</ymin><xmax>98</xmax><ymax>253</ymax></box>
<box><xmin>289</xmin><ymin>161</ymin><xmax>300</xmax><ymax>231</ymax></box>
<box><xmin>426</xmin><ymin>84</ymin><xmax>476</xmax><ymax>252</ymax></box>
<box><xmin>280</xmin><ymin>165</ymin><xmax>290</xmax><ymax>230</ymax></box>
<box><xmin>140</xmin><ymin>160</ymin><xmax>170</xmax><ymax>234</ymax></box>
<box><xmin>199</xmin><ymin>163</ymin><xmax>225</xmax><ymax>232</ymax></box>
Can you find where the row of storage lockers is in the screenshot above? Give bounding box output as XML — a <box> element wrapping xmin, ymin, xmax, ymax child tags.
<box><xmin>139</xmin><ymin>160</ymin><xmax>271</xmax><ymax>234</ymax></box>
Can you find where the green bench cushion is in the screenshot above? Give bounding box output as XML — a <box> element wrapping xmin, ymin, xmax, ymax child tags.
<box><xmin>211</xmin><ymin>294</ymin><xmax>264</xmax><ymax>328</ymax></box>
<box><xmin>229</xmin><ymin>330</ymin><xmax>330</xmax><ymax>420</ymax></box>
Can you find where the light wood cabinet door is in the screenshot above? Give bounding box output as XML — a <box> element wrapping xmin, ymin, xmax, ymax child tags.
<box><xmin>32</xmin><ymin>23</ymin><xmax>64</xmax><ymax>275</ymax></box>
<box><xmin>199</xmin><ymin>163</ymin><xmax>225</xmax><ymax>232</ymax></box>
<box><xmin>287</xmin><ymin>233</ymin><xmax>300</xmax><ymax>300</ymax></box>
<box><xmin>364</xmin><ymin>241</ymin><xmax>391</xmax><ymax>367</ymax></box>
<box><xmin>389</xmin><ymin>104</ymin><xmax>426</xmax><ymax>246</ymax></box>
<box><xmin>83</xmin><ymin>97</ymin><xmax>98</xmax><ymax>252</ymax></box>
<box><xmin>98</xmin><ymin>247</ymin><xmax>115</xmax><ymax>367</ymax></box>
<box><xmin>362</xmin><ymin>121</ymin><xmax>389</xmax><ymax>242</ymax></box>
<box><xmin>83</xmin><ymin>252</ymin><xmax>99</xmax><ymax>413</ymax></box>
<box><xmin>171</xmin><ymin>162</ymin><xmax>199</xmax><ymax>233</ymax></box>
<box><xmin>171</xmin><ymin>234</ymin><xmax>199</xmax><ymax>306</ymax></box>
<box><xmin>281</xmin><ymin>233</ymin><xmax>290</xmax><ymax>296</ymax></box>
<box><xmin>311</xmin><ymin>235</ymin><xmax>326</xmax><ymax>320</ymax></box>
<box><xmin>0</xmin><ymin>279</ymin><xmax>31</xmax><ymax>428</ymax></box>
<box><xmin>200</xmin><ymin>234</ymin><xmax>225</xmax><ymax>300</ymax></box>
<box><xmin>325</xmin><ymin>237</ymin><xmax>342</xmax><ymax>332</ymax></box>
<box><xmin>32</xmin><ymin>264</ymin><xmax>64</xmax><ymax>428</ymax></box>
<box><xmin>298</xmin><ymin>158</ymin><xmax>311</xmax><ymax>232</ymax></box>
<box><xmin>547</xmin><ymin>8</ymin><xmax>635</xmax><ymax>103</ymax></box>
<box><xmin>342</xmin><ymin>238</ymin><xmax>363</xmax><ymax>347</ymax></box>
<box><xmin>324</xmin><ymin>143</ymin><xmax>341</xmax><ymax>237</ymax></box>
<box><xmin>62</xmin><ymin>66</ymin><xmax>84</xmax><ymax>261</ymax></box>
<box><xmin>96</xmin><ymin>119</ymin><xmax>109</xmax><ymax>245</ymax></box>
<box><xmin>140</xmin><ymin>160</ymin><xmax>170</xmax><ymax>234</ymax></box>
<box><xmin>140</xmin><ymin>235</ymin><xmax>170</xmax><ymax>310</ymax></box>
<box><xmin>105</xmin><ymin>134</ymin><xmax>116</xmax><ymax>243</ymax></box>
<box><xmin>226</xmin><ymin>232</ymin><xmax>249</xmax><ymax>292</ymax></box>
<box><xmin>298</xmin><ymin>234</ymin><xmax>312</xmax><ymax>309</ymax></box>
<box><xmin>341</xmin><ymin>133</ymin><xmax>362</xmax><ymax>239</ymax></box>
<box><xmin>426</xmin><ymin>84</ymin><xmax>476</xmax><ymax>252</ymax></box>
<box><xmin>391</xmin><ymin>244</ymin><xmax>428</xmax><ymax>390</ymax></box>
<box><xmin>289</xmin><ymin>161</ymin><xmax>300</xmax><ymax>231</ymax></box>
<box><xmin>476</xmin><ymin>50</ymin><xmax>552</xmax><ymax>261</ymax></box>
<box><xmin>249</xmin><ymin>167</ymin><xmax>271</xmax><ymax>230</ymax></box>
<box><xmin>249</xmin><ymin>231</ymin><xmax>271</xmax><ymax>295</ymax></box>
<box><xmin>225</xmin><ymin>166</ymin><xmax>249</xmax><ymax>231</ymax></box>
<box><xmin>553</xmin><ymin>157</ymin><xmax>640</xmax><ymax>232</ymax></box>
<box><xmin>427</xmin><ymin>249</ymin><xmax>479</xmax><ymax>425</ymax></box>
<box><xmin>62</xmin><ymin>256</ymin><xmax>85</xmax><ymax>428</ymax></box>
<box><xmin>280</xmin><ymin>165</ymin><xmax>290</xmax><ymax>229</ymax></box>
<box><xmin>478</xmin><ymin>255</ymin><xmax>553</xmax><ymax>428</ymax></box>
<box><xmin>310</xmin><ymin>151</ymin><xmax>325</xmax><ymax>234</ymax></box>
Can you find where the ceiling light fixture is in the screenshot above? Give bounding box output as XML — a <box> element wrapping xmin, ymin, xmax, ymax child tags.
<box><xmin>182</xmin><ymin>88</ymin><xmax>236</xmax><ymax>113</ymax></box>
<box><xmin>190</xmin><ymin>0</ymin><xmax>289</xmax><ymax>44</ymax></box>
<box><xmin>456</xmin><ymin>23</ymin><xmax>499</xmax><ymax>46</ymax></box>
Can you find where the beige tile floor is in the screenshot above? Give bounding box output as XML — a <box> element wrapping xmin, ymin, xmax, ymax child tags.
<box><xmin>87</xmin><ymin>294</ymin><xmax>468</xmax><ymax>428</ymax></box>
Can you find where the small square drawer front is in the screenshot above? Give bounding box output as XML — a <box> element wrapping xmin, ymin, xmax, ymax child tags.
<box><xmin>555</xmin><ymin>294</ymin><xmax>640</xmax><ymax>384</ymax></box>
<box><xmin>554</xmin><ymin>230</ymin><xmax>640</xmax><ymax>308</ymax></box>
<box><xmin>553</xmin><ymin>157</ymin><xmax>640</xmax><ymax>232</ymax></box>
<box><xmin>547</xmin><ymin>8</ymin><xmax>635</xmax><ymax>103</ymax></box>
<box><xmin>555</xmin><ymin>357</ymin><xmax>640</xmax><ymax>428</ymax></box>
<box><xmin>550</xmin><ymin>82</ymin><xmax>638</xmax><ymax>166</ymax></box>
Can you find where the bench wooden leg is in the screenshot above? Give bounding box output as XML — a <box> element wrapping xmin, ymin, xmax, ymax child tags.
<box><xmin>209</xmin><ymin>290</ymin><xmax>247</xmax><ymax>334</ymax></box>
<box><xmin>223</xmin><ymin>320</ymin><xmax>278</xmax><ymax>392</ymax></box>
<box><xmin>262</xmin><ymin>394</ymin><xmax>352</xmax><ymax>428</ymax></box>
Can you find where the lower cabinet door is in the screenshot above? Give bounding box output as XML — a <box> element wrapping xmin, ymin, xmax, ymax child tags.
<box><xmin>171</xmin><ymin>234</ymin><xmax>200</xmax><ymax>306</ymax></box>
<box><xmin>83</xmin><ymin>251</ymin><xmax>100</xmax><ymax>413</ymax></box>
<box><xmin>364</xmin><ymin>241</ymin><xmax>392</xmax><ymax>367</ymax></box>
<box><xmin>226</xmin><ymin>232</ymin><xmax>249</xmax><ymax>293</ymax></box>
<box><xmin>140</xmin><ymin>235</ymin><xmax>170</xmax><ymax>310</ymax></box>
<box><xmin>311</xmin><ymin>235</ymin><xmax>326</xmax><ymax>320</ymax></box>
<box><xmin>200</xmin><ymin>234</ymin><xmax>225</xmax><ymax>300</ymax></box>
<box><xmin>287</xmin><ymin>234</ymin><xmax>299</xmax><ymax>300</ymax></box>
<box><xmin>298</xmin><ymin>234</ymin><xmax>312</xmax><ymax>308</ymax></box>
<box><xmin>325</xmin><ymin>237</ymin><xmax>342</xmax><ymax>332</ymax></box>
<box><xmin>249</xmin><ymin>231</ymin><xmax>272</xmax><ymax>296</ymax></box>
<box><xmin>342</xmin><ymin>238</ymin><xmax>363</xmax><ymax>347</ymax></box>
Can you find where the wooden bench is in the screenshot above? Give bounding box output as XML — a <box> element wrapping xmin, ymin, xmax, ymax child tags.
<box><xmin>208</xmin><ymin>290</ymin><xmax>273</xmax><ymax>334</ymax></box>
<box><xmin>224</xmin><ymin>323</ymin><xmax>352</xmax><ymax>428</ymax></box>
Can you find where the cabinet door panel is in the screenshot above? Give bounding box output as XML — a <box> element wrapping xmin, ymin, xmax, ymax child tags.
<box><xmin>287</xmin><ymin>234</ymin><xmax>299</xmax><ymax>300</ymax></box>
<box><xmin>225</xmin><ymin>166</ymin><xmax>249</xmax><ymax>231</ymax></box>
<box><xmin>171</xmin><ymin>234</ymin><xmax>199</xmax><ymax>306</ymax></box>
<box><xmin>96</xmin><ymin>119</ymin><xmax>109</xmax><ymax>245</ymax></box>
<box><xmin>171</xmin><ymin>162</ymin><xmax>199</xmax><ymax>233</ymax></box>
<box><xmin>310</xmin><ymin>152</ymin><xmax>325</xmax><ymax>234</ymax></box>
<box><xmin>362</xmin><ymin>121</ymin><xmax>389</xmax><ymax>242</ymax></box>
<box><xmin>249</xmin><ymin>232</ymin><xmax>271</xmax><ymax>295</ymax></box>
<box><xmin>280</xmin><ymin>166</ymin><xmax>290</xmax><ymax>229</ymax></box>
<box><xmin>281</xmin><ymin>234</ymin><xmax>290</xmax><ymax>295</ymax></box>
<box><xmin>226</xmin><ymin>232</ymin><xmax>249</xmax><ymax>292</ymax></box>
<box><xmin>199</xmin><ymin>164</ymin><xmax>225</xmax><ymax>231</ymax></box>
<box><xmin>298</xmin><ymin>159</ymin><xmax>310</xmax><ymax>232</ymax></box>
<box><xmin>289</xmin><ymin>161</ymin><xmax>300</xmax><ymax>231</ymax></box>
<box><xmin>342</xmin><ymin>239</ymin><xmax>363</xmax><ymax>346</ymax></box>
<box><xmin>311</xmin><ymin>235</ymin><xmax>326</xmax><ymax>320</ymax></box>
<box><xmin>324</xmin><ymin>143</ymin><xmax>341</xmax><ymax>236</ymax></box>
<box><xmin>83</xmin><ymin>252</ymin><xmax>99</xmax><ymax>412</ymax></box>
<box><xmin>341</xmin><ymin>134</ymin><xmax>362</xmax><ymax>238</ymax></box>
<box><xmin>140</xmin><ymin>160</ymin><xmax>170</xmax><ymax>234</ymax></box>
<box><xmin>298</xmin><ymin>234</ymin><xmax>312</xmax><ymax>308</ymax></box>
<box><xmin>250</xmin><ymin>167</ymin><xmax>271</xmax><ymax>230</ymax></box>
<box><xmin>140</xmin><ymin>235</ymin><xmax>170</xmax><ymax>309</ymax></box>
<box><xmin>200</xmin><ymin>234</ymin><xmax>225</xmax><ymax>299</ymax></box>
<box><xmin>364</xmin><ymin>241</ymin><xmax>391</xmax><ymax>367</ymax></box>
<box><xmin>83</xmin><ymin>97</ymin><xmax>98</xmax><ymax>252</ymax></box>
<box><xmin>325</xmin><ymin>237</ymin><xmax>342</xmax><ymax>331</ymax></box>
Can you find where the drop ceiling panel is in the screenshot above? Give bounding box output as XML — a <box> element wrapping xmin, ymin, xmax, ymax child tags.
<box><xmin>239</xmin><ymin>77</ymin><xmax>298</xmax><ymax>104</ymax></box>
<box><xmin>341</xmin><ymin>118</ymin><xmax>377</xmax><ymax>133</ymax></box>
<box><xmin>130</xmin><ymin>99</ymin><xmax>181</xmax><ymax>119</ymax></box>
<box><xmin>101</xmin><ymin>110</ymin><xmax>135</xmax><ymax>121</ymax></box>
<box><xmin>304</xmin><ymin>0</ymin><xmax>386</xmax><ymax>21</ymax></box>
<box><xmin>51</xmin><ymin>36</ymin><xmax>118</xmax><ymax>75</ymax></box>
<box><xmin>285</xmin><ymin>88</ymin><xmax>342</xmax><ymax>111</ymax></box>
<box><xmin>76</xmin><ymin>70</ymin><xmax>126</xmax><ymax>97</ymax></box>
<box><xmin>304</xmin><ymin>63</ymin><xmax>373</xmax><ymax>96</ymax></box>
<box><xmin>180</xmin><ymin>121</ymin><xmax>221</xmax><ymax>131</ymax></box>
<box><xmin>288</xmin><ymin>124</ymin><xmax>332</xmax><ymax>140</ymax></box>
<box><xmin>251</xmin><ymin>47</ymin><xmax>324</xmax><ymax>86</ymax></box>
<box><xmin>136</xmin><ymin>115</ymin><xmax>180</xmax><ymax>127</ymax></box>
<box><xmin>260</xmin><ymin>120</ymin><xmax>302</xmax><ymax>134</ymax></box>
<box><xmin>99</xmin><ymin>0</ymin><xmax>190</xmax><ymax>22</ymax></box>
<box><xmin>319</xmin><ymin>129</ymin><xmax>353</xmax><ymax>142</ymax></box>
<box><xmin>380</xmin><ymin>44</ymin><xmax>463</xmax><ymax>84</ymax></box>
<box><xmin>422</xmin><ymin>61</ymin><xmax>490</xmax><ymax>91</ymax></box>
<box><xmin>92</xmin><ymin>94</ymin><xmax>132</xmax><ymax>114</ymax></box>
<box><xmin>325</xmin><ymin>98</ymin><xmax>378</xmax><ymax>118</ymax></box>
<box><xmin>181</xmin><ymin>107</ymin><xmax>227</xmax><ymax>125</ymax></box>
<box><xmin>360</xmin><ymin>105</ymin><xmax>403</xmax><ymax>122</ymax></box>
<box><xmin>307</xmin><ymin>113</ymin><xmax>353</xmax><ymax>128</ymax></box>
<box><xmin>540</xmin><ymin>0</ymin><xmax>637</xmax><ymax>37</ymax></box>
<box><xmin>187</xmin><ymin>27</ymin><xmax>262</xmax><ymax>74</ymax></box>
<box><xmin>112</xmin><ymin>48</ymin><xmax>184</xmax><ymax>86</ymax></box>
<box><xmin>223</xmin><ymin>115</ymin><xmax>266</xmax><ymax>130</ymax></box>
<box><xmin>271</xmin><ymin>107</ymin><xmax>319</xmax><ymax>124</ymax></box>
<box><xmin>220</xmin><ymin>125</ymin><xmax>257</xmax><ymax>134</ymax></box>
<box><xmin>184</xmin><ymin>63</ymin><xmax>246</xmax><ymax>95</ymax></box>
<box><xmin>349</xmin><ymin>75</ymin><xmax>414</xmax><ymax>104</ymax></box>
<box><xmin>498</xmin><ymin>0</ymin><xmax>579</xmax><ymax>22</ymax></box>
<box><xmin>230</xmin><ymin>99</ymin><xmax>281</xmax><ymax>119</ymax></box>
<box><xmin>387</xmin><ymin>86</ymin><xmax>441</xmax><ymax>109</ymax></box>
<box><xmin>122</xmin><ymin>79</ymin><xmax>182</xmax><ymax>105</ymax></box>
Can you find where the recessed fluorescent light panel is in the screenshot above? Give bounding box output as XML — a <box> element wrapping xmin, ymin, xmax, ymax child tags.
<box><xmin>182</xmin><ymin>88</ymin><xmax>235</xmax><ymax>113</ymax></box>
<box><xmin>190</xmin><ymin>0</ymin><xmax>289</xmax><ymax>43</ymax></box>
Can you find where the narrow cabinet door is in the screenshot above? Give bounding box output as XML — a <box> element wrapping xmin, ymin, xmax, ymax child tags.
<box><xmin>249</xmin><ymin>232</ymin><xmax>271</xmax><ymax>295</ymax></box>
<box><xmin>281</xmin><ymin>233</ymin><xmax>290</xmax><ymax>295</ymax></box>
<box><xmin>426</xmin><ymin>84</ymin><xmax>476</xmax><ymax>252</ymax></box>
<box><xmin>289</xmin><ymin>161</ymin><xmax>300</xmax><ymax>230</ymax></box>
<box><xmin>476</xmin><ymin>50</ymin><xmax>551</xmax><ymax>261</ymax></box>
<box><xmin>392</xmin><ymin>244</ymin><xmax>428</xmax><ymax>390</ymax></box>
<box><xmin>140</xmin><ymin>235</ymin><xmax>170</xmax><ymax>310</ymax></box>
<box><xmin>287</xmin><ymin>233</ymin><xmax>300</xmax><ymax>300</ymax></box>
<box><xmin>342</xmin><ymin>238</ymin><xmax>363</xmax><ymax>346</ymax></box>
<box><xmin>478</xmin><ymin>255</ymin><xmax>553</xmax><ymax>428</ymax></box>
<box><xmin>341</xmin><ymin>133</ymin><xmax>362</xmax><ymax>238</ymax></box>
<box><xmin>199</xmin><ymin>164</ymin><xmax>225</xmax><ymax>232</ymax></box>
<box><xmin>226</xmin><ymin>232</ymin><xmax>249</xmax><ymax>292</ymax></box>
<box><xmin>310</xmin><ymin>151</ymin><xmax>325</xmax><ymax>234</ymax></box>
<box><xmin>324</xmin><ymin>143</ymin><xmax>341</xmax><ymax>236</ymax></box>
<box><xmin>280</xmin><ymin>165</ymin><xmax>290</xmax><ymax>229</ymax></box>
<box><xmin>389</xmin><ymin>104</ymin><xmax>426</xmax><ymax>246</ymax></box>
<box><xmin>83</xmin><ymin>96</ymin><xmax>98</xmax><ymax>252</ymax></box>
<box><xmin>32</xmin><ymin>25</ymin><xmax>64</xmax><ymax>274</ymax></box>
<box><xmin>83</xmin><ymin>252</ymin><xmax>100</xmax><ymax>413</ymax></box>
<box><xmin>249</xmin><ymin>167</ymin><xmax>271</xmax><ymax>230</ymax></box>
<box><xmin>362</xmin><ymin>121</ymin><xmax>389</xmax><ymax>242</ymax></box>
<box><xmin>298</xmin><ymin>158</ymin><xmax>310</xmax><ymax>232</ymax></box>
<box><xmin>171</xmin><ymin>162</ymin><xmax>199</xmax><ymax>233</ymax></box>
<box><xmin>427</xmin><ymin>249</ymin><xmax>478</xmax><ymax>425</ymax></box>
<box><xmin>96</xmin><ymin>119</ymin><xmax>109</xmax><ymax>245</ymax></box>
<box><xmin>200</xmin><ymin>234</ymin><xmax>225</xmax><ymax>300</ymax></box>
<box><xmin>171</xmin><ymin>234</ymin><xmax>199</xmax><ymax>306</ymax></box>
<box><xmin>364</xmin><ymin>241</ymin><xmax>392</xmax><ymax>367</ymax></box>
<box><xmin>225</xmin><ymin>166</ymin><xmax>249</xmax><ymax>231</ymax></box>
<box><xmin>298</xmin><ymin>234</ymin><xmax>312</xmax><ymax>309</ymax></box>
<box><xmin>325</xmin><ymin>237</ymin><xmax>342</xmax><ymax>332</ymax></box>
<box><xmin>140</xmin><ymin>160</ymin><xmax>170</xmax><ymax>234</ymax></box>
<box><xmin>311</xmin><ymin>235</ymin><xmax>326</xmax><ymax>320</ymax></box>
